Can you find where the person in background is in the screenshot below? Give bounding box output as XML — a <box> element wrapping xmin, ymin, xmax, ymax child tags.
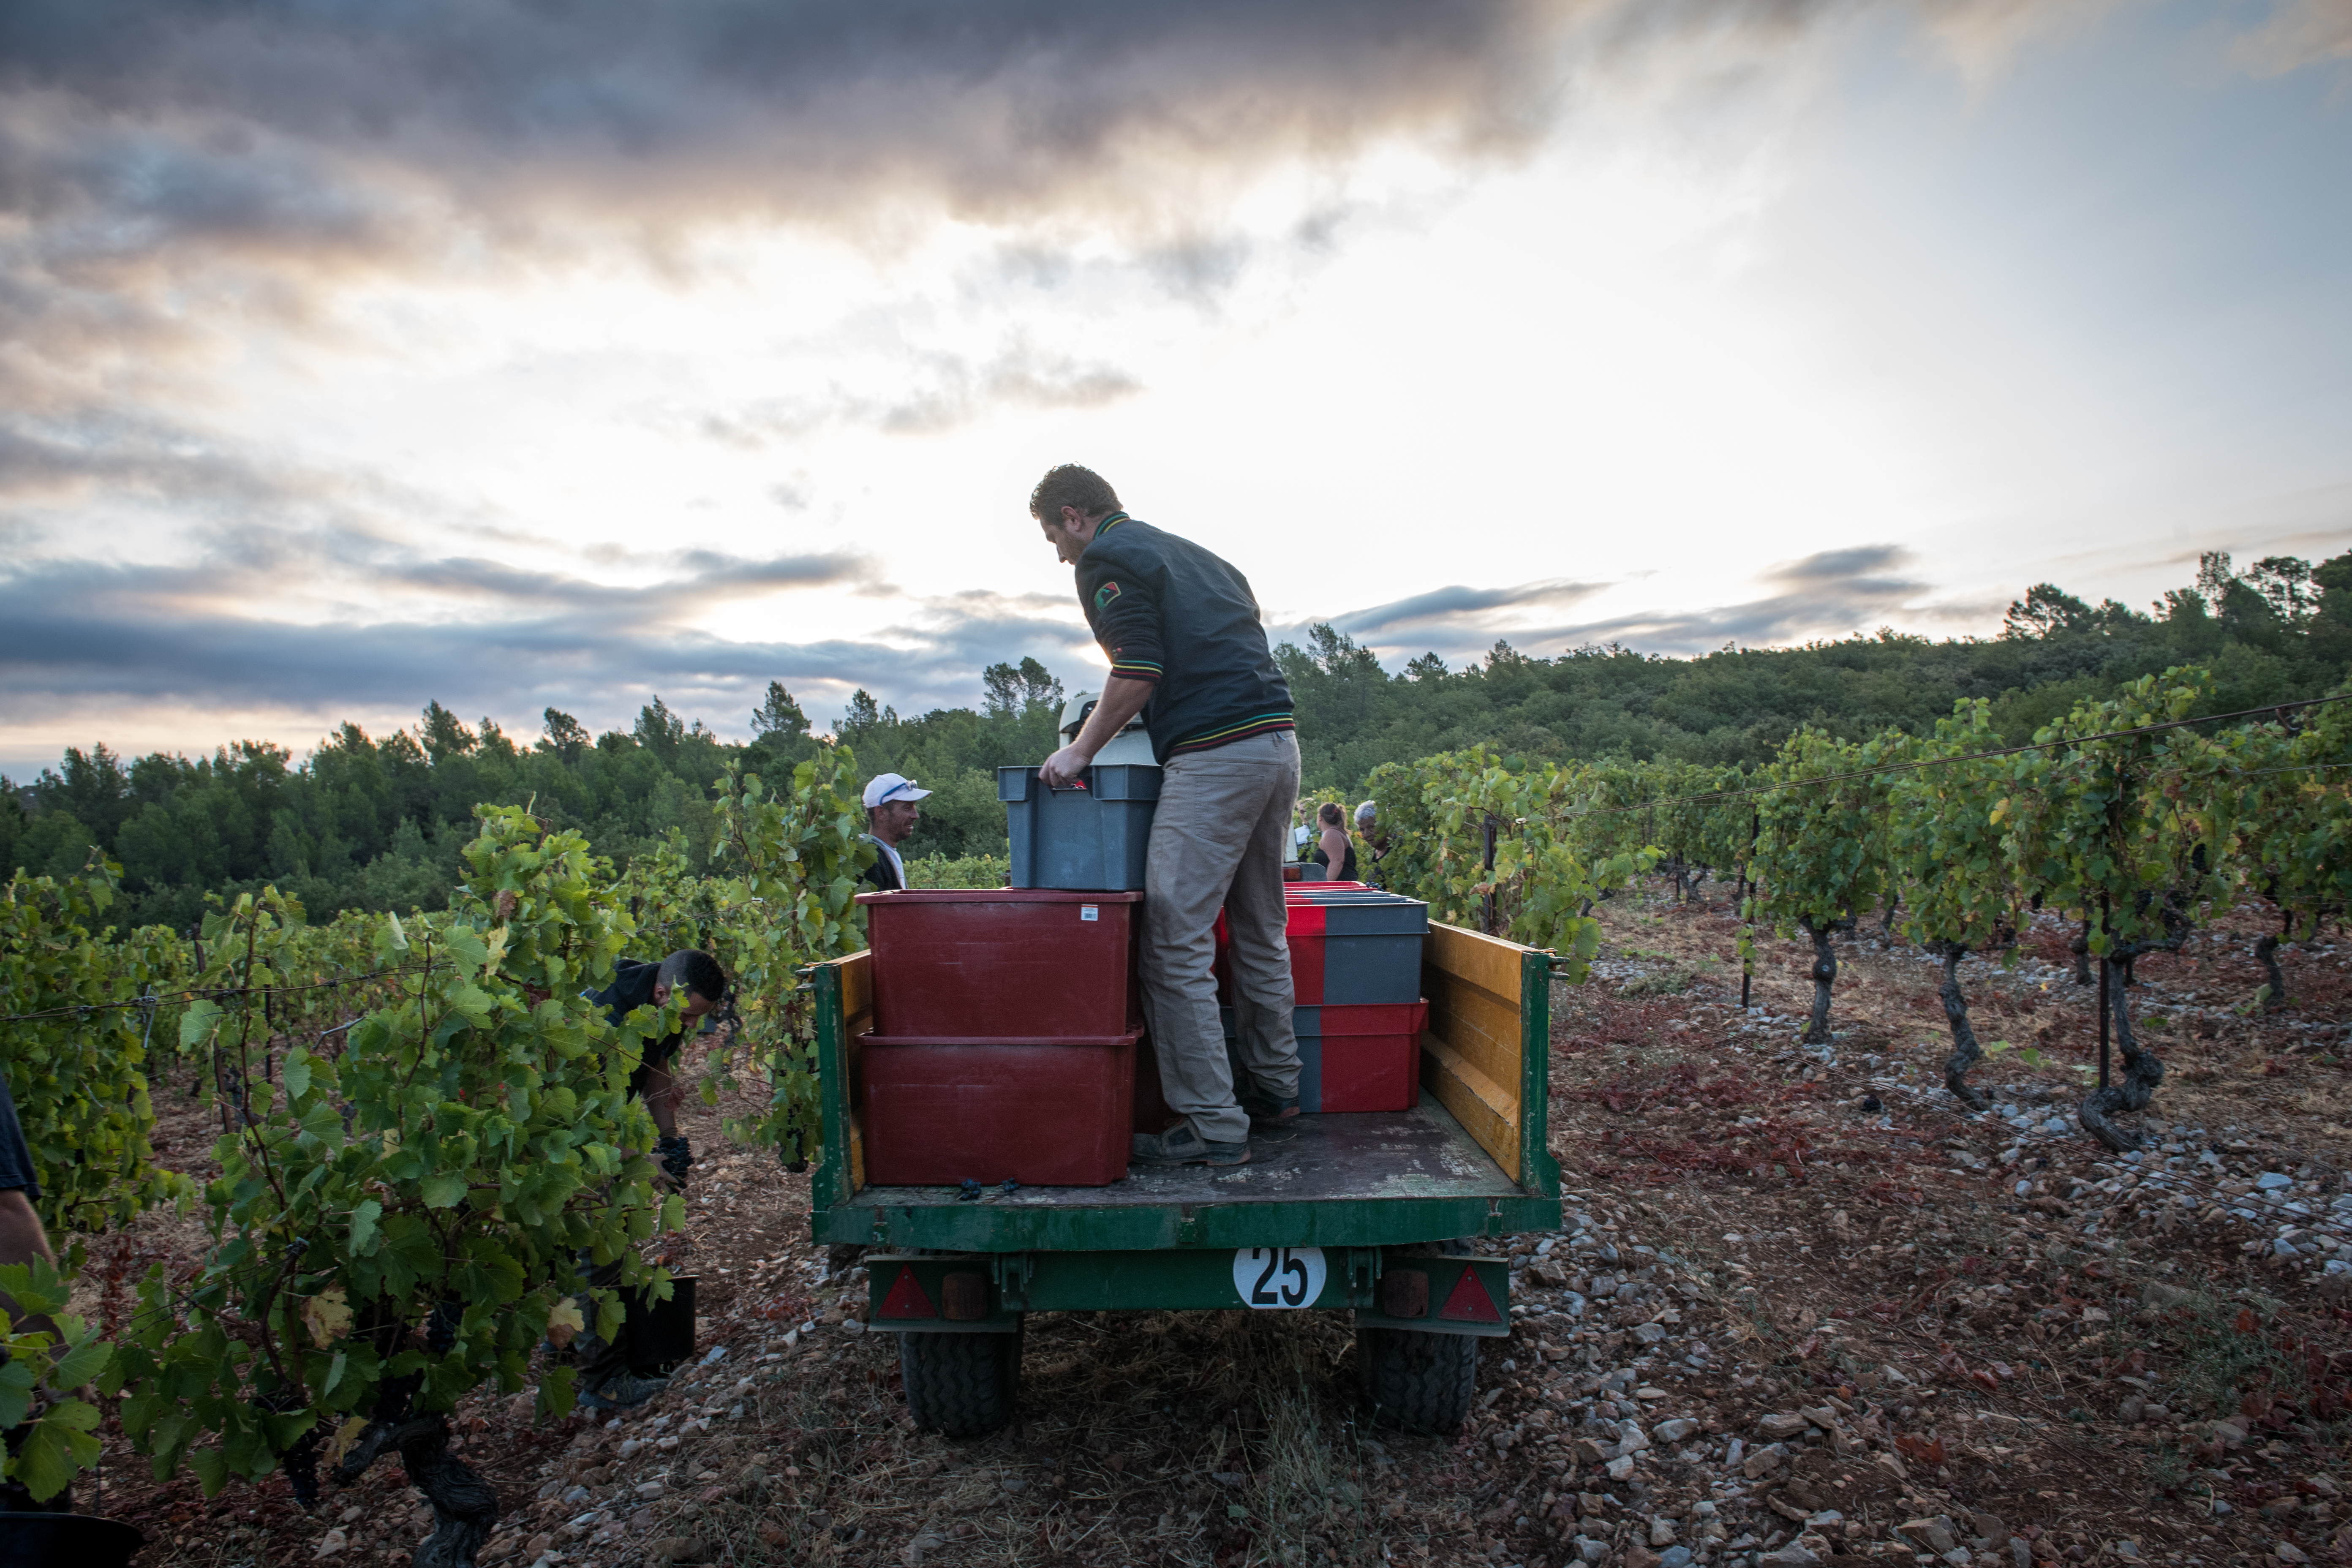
<box><xmin>0</xmin><ymin>1074</ymin><xmax>64</xmax><ymax>1513</ymax></box>
<box><xmin>568</xmin><ymin>948</ymin><xmax>728</xmax><ymax>1410</ymax></box>
<box><xmin>859</xmin><ymin>773</ymin><xmax>930</xmax><ymax>892</ymax></box>
<box><xmin>1308</xmin><ymin>802</ymin><xmax>1358</xmax><ymax>882</ymax></box>
<box><xmin>1354</xmin><ymin>799</ymin><xmax>1388</xmax><ymax>885</ymax></box>
<box><xmin>1032</xmin><ymin>462</ymin><xmax>1302</xmax><ymax>1168</ymax></box>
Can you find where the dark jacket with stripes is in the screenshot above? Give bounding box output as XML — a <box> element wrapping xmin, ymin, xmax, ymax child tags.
<box><xmin>1075</xmin><ymin>514</ymin><xmax>1294</xmax><ymax>764</ymax></box>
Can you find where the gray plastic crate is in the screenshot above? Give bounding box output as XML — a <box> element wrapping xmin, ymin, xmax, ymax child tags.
<box><xmin>998</xmin><ymin>764</ymin><xmax>1162</xmax><ymax>891</ymax></box>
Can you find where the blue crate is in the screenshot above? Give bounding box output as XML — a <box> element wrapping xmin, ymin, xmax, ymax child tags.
<box><xmin>998</xmin><ymin>764</ymin><xmax>1162</xmax><ymax>891</ymax></box>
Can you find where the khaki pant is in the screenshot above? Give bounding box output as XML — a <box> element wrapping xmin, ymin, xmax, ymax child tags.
<box><xmin>1140</xmin><ymin>730</ymin><xmax>1302</xmax><ymax>1145</ymax></box>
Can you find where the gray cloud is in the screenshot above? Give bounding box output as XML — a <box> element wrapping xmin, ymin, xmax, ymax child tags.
<box><xmin>1328</xmin><ymin>577</ymin><xmax>1611</xmax><ymax>638</ymax></box>
<box><xmin>0</xmin><ymin>540</ymin><xmax>1092</xmax><ymax>762</ymax></box>
<box><xmin>1316</xmin><ymin>545</ymin><xmax>1962</xmax><ymax>665</ymax></box>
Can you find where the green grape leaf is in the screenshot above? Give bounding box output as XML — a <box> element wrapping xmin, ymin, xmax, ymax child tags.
<box><xmin>49</xmin><ymin>1328</ymin><xmax>114</xmax><ymax>1391</ymax></box>
<box><xmin>187</xmin><ymin>1443</ymin><xmax>230</xmax><ymax>1496</ymax></box>
<box><xmin>0</xmin><ymin>1359</ymin><xmax>35</xmax><ymax>1429</ymax></box>
<box><xmin>419</xmin><ymin>1173</ymin><xmax>468</xmax><ymax>1210</ymax></box>
<box><xmin>0</xmin><ymin>1259</ymin><xmax>72</xmax><ymax>1315</ymax></box>
<box><xmin>8</xmin><ymin>1402</ymin><xmax>102</xmax><ymax>1502</ymax></box>
<box><xmin>177</xmin><ymin>999</ymin><xmax>224</xmax><ymax>1050</ymax></box>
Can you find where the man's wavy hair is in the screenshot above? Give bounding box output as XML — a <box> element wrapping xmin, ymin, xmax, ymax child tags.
<box><xmin>1028</xmin><ymin>464</ymin><xmax>1120</xmax><ymax>522</ymax></box>
<box><xmin>656</xmin><ymin>948</ymin><xmax>729</xmax><ymax>1007</ymax></box>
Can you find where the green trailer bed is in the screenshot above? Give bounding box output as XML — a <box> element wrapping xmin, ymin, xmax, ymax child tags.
<box><xmin>805</xmin><ymin>918</ymin><xmax>1563</xmax><ymax>1434</ymax></box>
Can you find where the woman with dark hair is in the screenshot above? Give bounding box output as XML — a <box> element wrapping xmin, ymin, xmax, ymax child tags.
<box><xmin>1308</xmin><ymin>801</ymin><xmax>1356</xmax><ymax>882</ymax></box>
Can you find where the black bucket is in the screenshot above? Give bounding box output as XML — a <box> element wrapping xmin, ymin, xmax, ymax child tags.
<box><xmin>0</xmin><ymin>1512</ymin><xmax>145</xmax><ymax>1568</ymax></box>
<box><xmin>624</xmin><ymin>1274</ymin><xmax>697</xmax><ymax>1374</ymax></box>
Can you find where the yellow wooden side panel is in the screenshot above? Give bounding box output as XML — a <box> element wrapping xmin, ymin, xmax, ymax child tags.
<box><xmin>1425</xmin><ymin>924</ymin><xmax>1524</xmax><ymax>1004</ymax></box>
<box><xmin>1424</xmin><ymin>983</ymin><xmax>1520</xmax><ymax>1095</ymax></box>
<box><xmin>1419</xmin><ymin>924</ymin><xmax>1524</xmax><ymax>1180</ymax></box>
<box><xmin>838</xmin><ymin>952</ymin><xmax>874</xmax><ymax>1193</ymax></box>
<box><xmin>1421</xmin><ymin>1034</ymin><xmax>1519</xmax><ymax>1182</ymax></box>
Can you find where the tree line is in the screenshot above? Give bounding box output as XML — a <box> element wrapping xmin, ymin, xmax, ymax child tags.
<box><xmin>3</xmin><ymin>549</ymin><xmax>2345</xmax><ymax>924</ymax></box>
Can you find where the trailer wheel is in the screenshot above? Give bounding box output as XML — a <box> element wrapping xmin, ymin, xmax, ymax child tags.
<box><xmin>898</xmin><ymin>1323</ymin><xmax>1023</xmax><ymax>1437</ymax></box>
<box><xmin>1356</xmin><ymin>1325</ymin><xmax>1477</xmax><ymax>1434</ymax></box>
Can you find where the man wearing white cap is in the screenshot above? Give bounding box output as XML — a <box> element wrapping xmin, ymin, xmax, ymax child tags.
<box><xmin>860</xmin><ymin>773</ymin><xmax>931</xmax><ymax>892</ymax></box>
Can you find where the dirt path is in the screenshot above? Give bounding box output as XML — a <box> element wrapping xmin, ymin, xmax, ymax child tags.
<box><xmin>72</xmin><ymin>882</ymin><xmax>2352</xmax><ymax>1568</ymax></box>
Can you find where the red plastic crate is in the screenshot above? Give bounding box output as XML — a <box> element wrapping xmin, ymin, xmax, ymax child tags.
<box><xmin>858</xmin><ymin>889</ymin><xmax>1141</xmax><ymax>1038</ymax></box>
<box><xmin>855</xmin><ymin>1034</ymin><xmax>1137</xmax><ymax>1187</ymax></box>
<box><xmin>1311</xmin><ymin>1021</ymin><xmax>1422</xmax><ymax>1113</ymax></box>
<box><xmin>1222</xmin><ymin>1000</ymin><xmax>1426</xmax><ymax>1112</ymax></box>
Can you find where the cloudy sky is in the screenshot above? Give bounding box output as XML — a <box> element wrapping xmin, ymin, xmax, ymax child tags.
<box><xmin>3</xmin><ymin>0</ymin><xmax>2349</xmax><ymax>776</ymax></box>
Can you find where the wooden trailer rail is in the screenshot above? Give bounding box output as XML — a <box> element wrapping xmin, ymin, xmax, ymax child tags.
<box><xmin>1418</xmin><ymin>923</ymin><xmax>1560</xmax><ymax>1194</ymax></box>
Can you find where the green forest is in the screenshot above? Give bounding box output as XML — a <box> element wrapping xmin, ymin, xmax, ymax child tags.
<box><xmin>6</xmin><ymin>548</ymin><xmax>2347</xmax><ymax>930</ymax></box>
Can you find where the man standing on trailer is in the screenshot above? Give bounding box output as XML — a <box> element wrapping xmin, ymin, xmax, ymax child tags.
<box><xmin>1031</xmin><ymin>463</ymin><xmax>1302</xmax><ymax>1167</ymax></box>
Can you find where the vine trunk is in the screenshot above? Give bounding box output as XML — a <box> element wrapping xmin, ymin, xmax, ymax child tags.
<box><xmin>1936</xmin><ymin>943</ymin><xmax>1989</xmax><ymax>1111</ymax></box>
<box><xmin>2079</xmin><ymin>954</ymin><xmax>2166</xmax><ymax>1152</ymax></box>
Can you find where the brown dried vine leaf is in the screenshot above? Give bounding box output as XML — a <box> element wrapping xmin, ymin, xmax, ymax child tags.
<box><xmin>301</xmin><ymin>1285</ymin><xmax>354</xmax><ymax>1348</ymax></box>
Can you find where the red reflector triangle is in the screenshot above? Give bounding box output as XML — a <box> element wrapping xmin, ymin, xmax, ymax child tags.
<box><xmin>1437</xmin><ymin>1264</ymin><xmax>1501</xmax><ymax>1324</ymax></box>
<box><xmin>878</xmin><ymin>1265</ymin><xmax>937</xmax><ymax>1320</ymax></box>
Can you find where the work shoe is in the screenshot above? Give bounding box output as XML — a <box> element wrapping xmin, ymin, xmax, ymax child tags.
<box><xmin>1240</xmin><ymin>1090</ymin><xmax>1300</xmax><ymax>1129</ymax></box>
<box><xmin>1132</xmin><ymin>1121</ymin><xmax>1251</xmax><ymax>1168</ymax></box>
<box><xmin>578</xmin><ymin>1370</ymin><xmax>669</xmax><ymax>1411</ymax></box>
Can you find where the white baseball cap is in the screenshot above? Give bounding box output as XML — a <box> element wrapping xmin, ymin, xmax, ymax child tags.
<box><xmin>862</xmin><ymin>773</ymin><xmax>931</xmax><ymax>808</ymax></box>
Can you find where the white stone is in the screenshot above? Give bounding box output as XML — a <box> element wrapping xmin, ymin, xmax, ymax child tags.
<box><xmin>313</xmin><ymin>1529</ymin><xmax>350</xmax><ymax>1560</ymax></box>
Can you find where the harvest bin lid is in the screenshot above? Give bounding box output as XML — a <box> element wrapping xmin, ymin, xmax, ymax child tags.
<box><xmin>996</xmin><ymin>763</ymin><xmax>1163</xmax><ymax>803</ymax></box>
<box><xmin>855</xmin><ymin>888</ymin><xmax>1142</xmax><ymax>905</ymax></box>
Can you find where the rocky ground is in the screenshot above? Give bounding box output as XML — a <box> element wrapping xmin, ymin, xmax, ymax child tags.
<box><xmin>66</xmin><ymin>879</ymin><xmax>2352</xmax><ymax>1568</ymax></box>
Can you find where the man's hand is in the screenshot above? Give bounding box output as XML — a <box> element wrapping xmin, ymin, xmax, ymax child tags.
<box><xmin>1039</xmin><ymin>675</ymin><xmax>1152</xmax><ymax>788</ymax></box>
<box><xmin>1040</xmin><ymin>743</ymin><xmax>1094</xmax><ymax>789</ymax></box>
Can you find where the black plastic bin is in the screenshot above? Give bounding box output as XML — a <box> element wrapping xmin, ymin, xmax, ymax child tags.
<box><xmin>998</xmin><ymin>765</ymin><xmax>1161</xmax><ymax>891</ymax></box>
<box><xmin>0</xmin><ymin>1514</ymin><xmax>145</xmax><ymax>1568</ymax></box>
<box><xmin>625</xmin><ymin>1274</ymin><xmax>697</xmax><ymax>1374</ymax></box>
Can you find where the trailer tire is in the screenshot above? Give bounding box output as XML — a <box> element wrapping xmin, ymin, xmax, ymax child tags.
<box><xmin>1356</xmin><ymin>1325</ymin><xmax>1477</xmax><ymax>1434</ymax></box>
<box><xmin>898</xmin><ymin>1323</ymin><xmax>1022</xmax><ymax>1438</ymax></box>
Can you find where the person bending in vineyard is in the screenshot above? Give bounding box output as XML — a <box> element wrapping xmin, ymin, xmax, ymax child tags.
<box><xmin>0</xmin><ymin>1073</ymin><xmax>64</xmax><ymax>1512</ymax></box>
<box><xmin>565</xmin><ymin>949</ymin><xmax>729</xmax><ymax>1409</ymax></box>
<box><xmin>586</xmin><ymin>947</ymin><xmax>730</xmax><ymax>1186</ymax></box>
<box><xmin>1031</xmin><ymin>462</ymin><xmax>1301</xmax><ymax>1168</ymax></box>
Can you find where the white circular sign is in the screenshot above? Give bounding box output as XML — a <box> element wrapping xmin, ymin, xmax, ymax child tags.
<box><xmin>1231</xmin><ymin>1246</ymin><xmax>1327</xmax><ymax>1309</ymax></box>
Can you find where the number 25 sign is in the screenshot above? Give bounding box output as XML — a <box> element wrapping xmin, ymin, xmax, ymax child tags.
<box><xmin>1230</xmin><ymin>1247</ymin><xmax>1327</xmax><ymax>1310</ymax></box>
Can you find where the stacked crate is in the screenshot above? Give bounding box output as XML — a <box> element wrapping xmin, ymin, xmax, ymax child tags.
<box><xmin>1213</xmin><ymin>886</ymin><xmax>1431</xmax><ymax>1112</ymax></box>
<box><xmin>853</xmin><ymin>889</ymin><xmax>1142</xmax><ymax>1186</ymax></box>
